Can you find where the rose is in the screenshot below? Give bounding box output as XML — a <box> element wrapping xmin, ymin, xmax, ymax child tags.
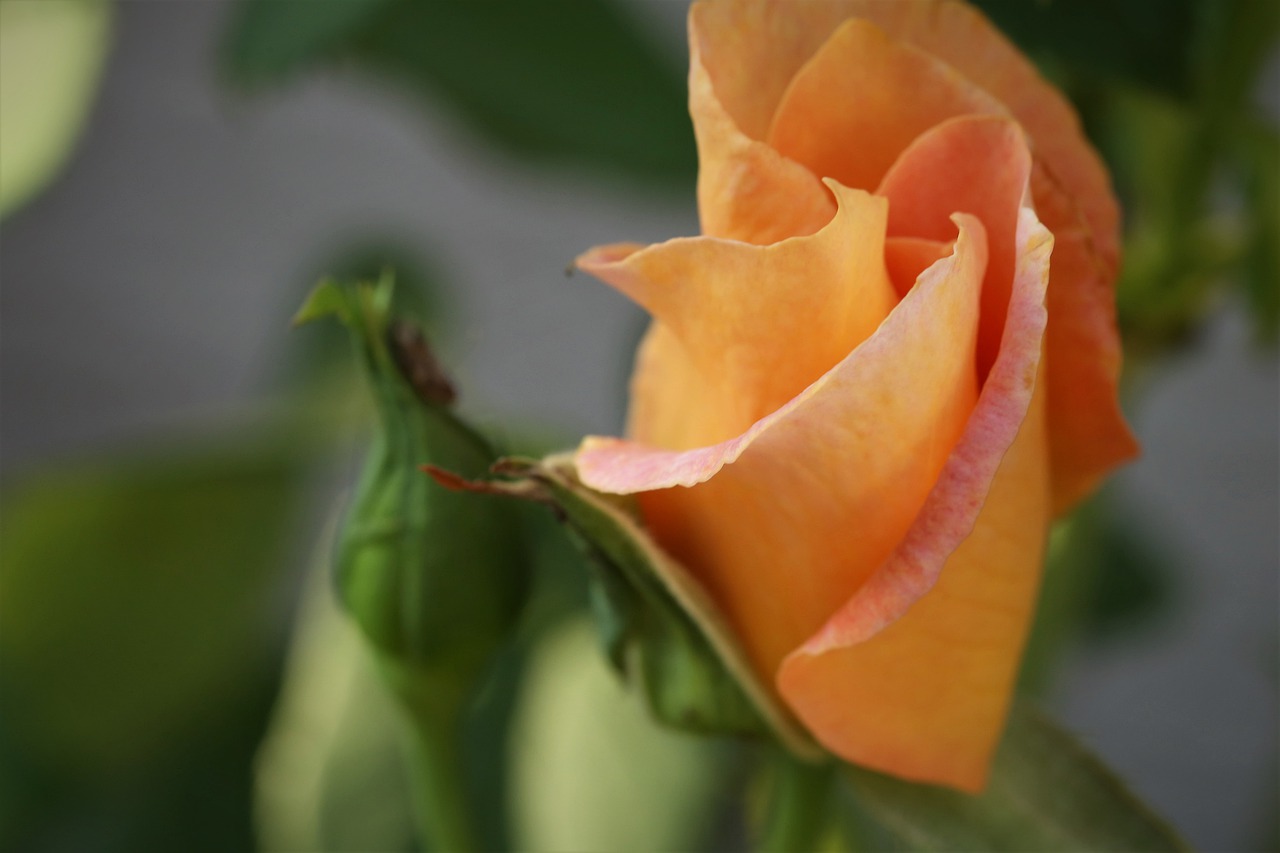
<box><xmin>570</xmin><ymin>0</ymin><xmax>1137</xmax><ymax>792</ymax></box>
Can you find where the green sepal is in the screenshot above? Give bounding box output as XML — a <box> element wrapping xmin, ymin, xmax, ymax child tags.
<box><xmin>842</xmin><ymin>702</ymin><xmax>1190</xmax><ymax>852</ymax></box>
<box><xmin>295</xmin><ymin>274</ymin><xmax>527</xmax><ymax>683</ymax></box>
<box><xmin>428</xmin><ymin>455</ymin><xmax>822</xmax><ymax>759</ymax></box>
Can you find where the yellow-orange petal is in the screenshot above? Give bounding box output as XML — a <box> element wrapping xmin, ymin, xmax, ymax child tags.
<box><xmin>877</xmin><ymin>114</ymin><xmax>1032</xmax><ymax>379</ymax></box>
<box><xmin>823</xmin><ymin>0</ymin><xmax>1135</xmax><ymax>511</ymax></box>
<box><xmin>687</xmin><ymin>16</ymin><xmax>834</xmax><ymax>244</ymax></box>
<box><xmin>688</xmin><ymin>0</ymin><xmax>867</xmax><ymax>141</ymax></box>
<box><xmin>776</xmin><ymin>207</ymin><xmax>1054</xmax><ymax>792</ymax></box>
<box><xmin>577</xmin><ymin>213</ymin><xmax>987</xmax><ymax>687</ymax></box>
<box><xmin>884</xmin><ymin>237</ymin><xmax>952</xmax><ymax>298</ymax></box>
<box><xmin>622</xmin><ymin>321</ymin><xmax>710</xmax><ymax>452</ymax></box>
<box><xmin>576</xmin><ymin>181</ymin><xmax>897</xmax><ymax>448</ymax></box>
<box><xmin>768</xmin><ymin>18</ymin><xmax>1005</xmax><ymax>192</ymax></box>
<box><xmin>690</xmin><ymin>0</ymin><xmax>1135</xmax><ymax>511</ymax></box>
<box><xmin>689</xmin><ymin>0</ymin><xmax>1119</xmax><ymax>268</ymax></box>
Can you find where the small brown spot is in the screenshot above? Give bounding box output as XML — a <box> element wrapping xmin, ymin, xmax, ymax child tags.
<box><xmin>388</xmin><ymin>320</ymin><xmax>457</xmax><ymax>406</ymax></box>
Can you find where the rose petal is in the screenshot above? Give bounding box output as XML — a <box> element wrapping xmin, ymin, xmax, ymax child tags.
<box><xmin>776</xmin><ymin>207</ymin><xmax>1054</xmax><ymax>792</ymax></box>
<box><xmin>884</xmin><ymin>236</ymin><xmax>951</xmax><ymax>298</ymax></box>
<box><xmin>690</xmin><ymin>0</ymin><xmax>1119</xmax><ymax>266</ymax></box>
<box><xmin>621</xmin><ymin>321</ymin><xmax>713</xmax><ymax>452</ymax></box>
<box><xmin>1033</xmin><ymin>169</ymin><xmax>1139</xmax><ymax>511</ymax></box>
<box><xmin>768</xmin><ymin>18</ymin><xmax>1006</xmax><ymax>193</ymax></box>
<box><xmin>833</xmin><ymin>0</ymin><xmax>1135</xmax><ymax>509</ymax></box>
<box><xmin>688</xmin><ymin>0</ymin><xmax>867</xmax><ymax>140</ymax></box>
<box><xmin>577</xmin><ymin>212</ymin><xmax>987</xmax><ymax>681</ymax></box>
<box><xmin>877</xmin><ymin>114</ymin><xmax>1032</xmax><ymax>378</ymax></box>
<box><xmin>690</xmin><ymin>0</ymin><xmax>1135</xmax><ymax>510</ymax></box>
<box><xmin>688</xmin><ymin>17</ymin><xmax>833</xmax><ymax>244</ymax></box>
<box><xmin>576</xmin><ymin>181</ymin><xmax>897</xmax><ymax>449</ymax></box>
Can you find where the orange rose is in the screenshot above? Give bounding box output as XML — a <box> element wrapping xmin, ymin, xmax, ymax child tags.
<box><xmin>572</xmin><ymin>0</ymin><xmax>1137</xmax><ymax>791</ymax></box>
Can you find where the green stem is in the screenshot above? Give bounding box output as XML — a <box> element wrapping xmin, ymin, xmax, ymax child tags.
<box><xmin>756</xmin><ymin>748</ymin><xmax>834</xmax><ymax>853</ymax></box>
<box><xmin>384</xmin><ymin>663</ymin><xmax>481</xmax><ymax>853</ymax></box>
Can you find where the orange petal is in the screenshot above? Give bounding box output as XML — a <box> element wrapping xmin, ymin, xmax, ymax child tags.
<box><xmin>687</xmin><ymin>13</ymin><xmax>833</xmax><ymax>244</ymax></box>
<box><xmin>689</xmin><ymin>0</ymin><xmax>872</xmax><ymax>141</ymax></box>
<box><xmin>776</xmin><ymin>207</ymin><xmax>1054</xmax><ymax>792</ymax></box>
<box><xmin>818</xmin><ymin>0</ymin><xmax>1134</xmax><ymax>510</ymax></box>
<box><xmin>768</xmin><ymin>18</ymin><xmax>1005</xmax><ymax>192</ymax></box>
<box><xmin>877</xmin><ymin>115</ymin><xmax>1032</xmax><ymax>379</ymax></box>
<box><xmin>1033</xmin><ymin>167</ymin><xmax>1139</xmax><ymax>511</ymax></box>
<box><xmin>576</xmin><ymin>181</ymin><xmax>897</xmax><ymax>448</ymax></box>
<box><xmin>690</xmin><ymin>0</ymin><xmax>1119</xmax><ymax>268</ymax></box>
<box><xmin>689</xmin><ymin>0</ymin><xmax>1135</xmax><ymax>509</ymax></box>
<box><xmin>884</xmin><ymin>237</ymin><xmax>951</xmax><ymax>298</ymax></box>
<box><xmin>577</xmin><ymin>213</ymin><xmax>987</xmax><ymax>685</ymax></box>
<box><xmin>622</xmin><ymin>321</ymin><xmax>712</xmax><ymax>452</ymax></box>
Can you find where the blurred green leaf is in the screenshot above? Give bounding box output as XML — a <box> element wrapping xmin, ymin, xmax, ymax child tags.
<box><xmin>1101</xmin><ymin>0</ymin><xmax>1278</xmax><ymax>355</ymax></box>
<box><xmin>754</xmin><ymin>749</ymin><xmax>835</xmax><ymax>853</ymax></box>
<box><xmin>0</xmin><ymin>429</ymin><xmax>317</xmax><ymax>850</ymax></box>
<box><xmin>1233</xmin><ymin>122</ymin><xmax>1280</xmax><ymax>342</ymax></box>
<box><xmin>1019</xmin><ymin>494</ymin><xmax>1177</xmax><ymax>694</ymax></box>
<box><xmin>510</xmin><ymin>619</ymin><xmax>726</xmax><ymax>853</ymax></box>
<box><xmin>1077</xmin><ymin>510</ymin><xmax>1176</xmax><ymax>643</ymax></box>
<box><xmin>255</xmin><ymin>555</ymin><xmax>419</xmax><ymax>853</ymax></box>
<box><xmin>844</xmin><ymin>704</ymin><xmax>1188</xmax><ymax>852</ymax></box>
<box><xmin>0</xmin><ymin>434</ymin><xmax>312</xmax><ymax>774</ymax></box>
<box><xmin>220</xmin><ymin>0</ymin><xmax>394</xmax><ymax>88</ymax></box>
<box><xmin>972</xmin><ymin>0</ymin><xmax>1197</xmax><ymax>97</ymax></box>
<box><xmin>220</xmin><ymin>0</ymin><xmax>694</xmax><ymax>186</ymax></box>
<box><xmin>1190</xmin><ymin>0</ymin><xmax>1279</xmax><ymax>128</ymax></box>
<box><xmin>0</xmin><ymin>0</ymin><xmax>112</xmax><ymax>219</ymax></box>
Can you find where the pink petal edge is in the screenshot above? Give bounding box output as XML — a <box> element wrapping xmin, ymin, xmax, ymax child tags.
<box><xmin>574</xmin><ymin>196</ymin><xmax>989</xmax><ymax>495</ymax></box>
<box><xmin>789</xmin><ymin>205</ymin><xmax>1053</xmax><ymax>659</ymax></box>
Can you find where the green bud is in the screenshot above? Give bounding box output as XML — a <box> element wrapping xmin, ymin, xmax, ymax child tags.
<box><xmin>295</xmin><ymin>274</ymin><xmax>527</xmax><ymax>685</ymax></box>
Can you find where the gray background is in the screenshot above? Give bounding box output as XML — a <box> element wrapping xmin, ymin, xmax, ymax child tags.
<box><xmin>1</xmin><ymin>3</ymin><xmax>1276</xmax><ymax>850</ymax></box>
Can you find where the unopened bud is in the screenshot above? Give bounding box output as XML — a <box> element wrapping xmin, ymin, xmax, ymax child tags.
<box><xmin>295</xmin><ymin>274</ymin><xmax>528</xmax><ymax>684</ymax></box>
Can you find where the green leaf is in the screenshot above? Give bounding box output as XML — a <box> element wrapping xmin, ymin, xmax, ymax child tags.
<box><xmin>0</xmin><ymin>434</ymin><xmax>313</xmax><ymax>776</ymax></box>
<box><xmin>293</xmin><ymin>278</ymin><xmax>353</xmax><ymax>327</ymax></box>
<box><xmin>220</xmin><ymin>0</ymin><xmax>694</xmax><ymax>186</ymax></box>
<box><xmin>755</xmin><ymin>749</ymin><xmax>837</xmax><ymax>853</ymax></box>
<box><xmin>510</xmin><ymin>619</ymin><xmax>726</xmax><ymax>853</ymax></box>
<box><xmin>0</xmin><ymin>0</ymin><xmax>112</xmax><ymax>219</ymax></box>
<box><xmin>1019</xmin><ymin>494</ymin><xmax>1178</xmax><ymax>693</ymax></box>
<box><xmin>0</xmin><ymin>428</ymin><xmax>317</xmax><ymax>850</ymax></box>
<box><xmin>220</xmin><ymin>0</ymin><xmax>395</xmax><ymax>88</ymax></box>
<box><xmin>843</xmin><ymin>704</ymin><xmax>1189</xmax><ymax>852</ymax></box>
<box><xmin>971</xmin><ymin>0</ymin><xmax>1197</xmax><ymax>97</ymax></box>
<box><xmin>1234</xmin><ymin>121</ymin><xmax>1280</xmax><ymax>342</ymax></box>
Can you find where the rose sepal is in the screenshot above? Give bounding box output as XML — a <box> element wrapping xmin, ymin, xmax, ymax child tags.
<box><xmin>427</xmin><ymin>453</ymin><xmax>824</xmax><ymax>761</ymax></box>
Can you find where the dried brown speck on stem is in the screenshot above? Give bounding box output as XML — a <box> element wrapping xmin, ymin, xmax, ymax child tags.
<box><xmin>389</xmin><ymin>320</ymin><xmax>457</xmax><ymax>406</ymax></box>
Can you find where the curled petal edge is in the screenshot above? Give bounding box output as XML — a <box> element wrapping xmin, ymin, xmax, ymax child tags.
<box><xmin>794</xmin><ymin>207</ymin><xmax>1051</xmax><ymax>656</ymax></box>
<box><xmin>575</xmin><ymin>208</ymin><xmax>987</xmax><ymax>494</ymax></box>
<box><xmin>774</xmin><ymin>207</ymin><xmax>1053</xmax><ymax>791</ymax></box>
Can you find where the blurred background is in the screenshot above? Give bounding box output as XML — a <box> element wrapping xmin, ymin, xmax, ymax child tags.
<box><xmin>0</xmin><ymin>1</ymin><xmax>1275</xmax><ymax>851</ymax></box>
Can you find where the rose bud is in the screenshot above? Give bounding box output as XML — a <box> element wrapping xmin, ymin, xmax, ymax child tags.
<box><xmin>569</xmin><ymin>0</ymin><xmax>1138</xmax><ymax>792</ymax></box>
<box><xmin>295</xmin><ymin>276</ymin><xmax>528</xmax><ymax>685</ymax></box>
